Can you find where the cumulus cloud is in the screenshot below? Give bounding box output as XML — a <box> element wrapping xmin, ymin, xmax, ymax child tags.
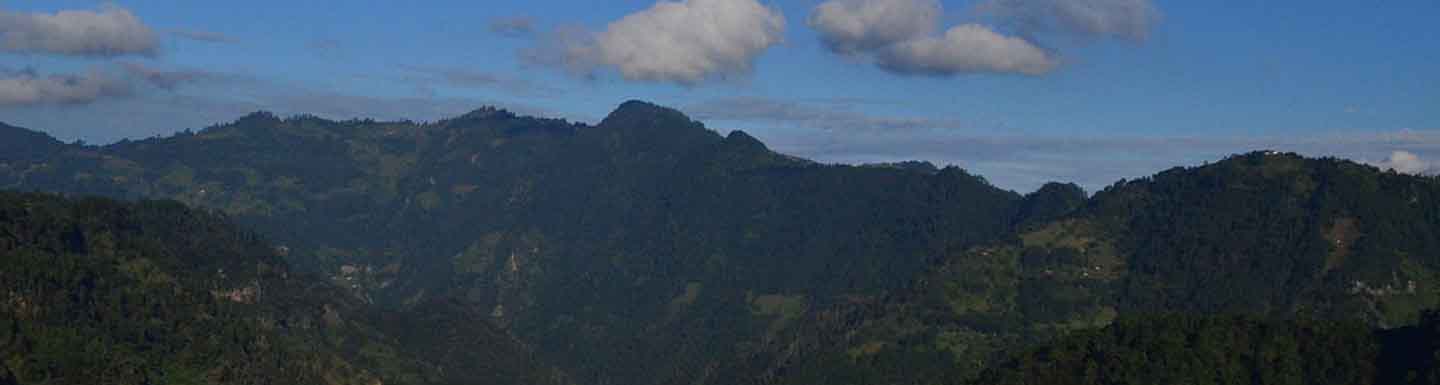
<box><xmin>806</xmin><ymin>0</ymin><xmax>1158</xmax><ymax>76</ymax></box>
<box><xmin>0</xmin><ymin>67</ymin><xmax>131</xmax><ymax>106</ymax></box>
<box><xmin>879</xmin><ymin>24</ymin><xmax>1057</xmax><ymax>76</ymax></box>
<box><xmin>808</xmin><ymin>0</ymin><xmax>939</xmax><ymax>55</ymax></box>
<box><xmin>808</xmin><ymin>0</ymin><xmax>1054</xmax><ymax>76</ymax></box>
<box><xmin>1370</xmin><ymin>150</ymin><xmax>1433</xmax><ymax>175</ymax></box>
<box><xmin>537</xmin><ymin>0</ymin><xmax>785</xmax><ymax>85</ymax></box>
<box><xmin>0</xmin><ymin>4</ymin><xmax>159</xmax><ymax>57</ymax></box>
<box><xmin>979</xmin><ymin>0</ymin><xmax>1160</xmax><ymax>42</ymax></box>
<box><xmin>489</xmin><ymin>17</ymin><xmax>536</xmax><ymax>38</ymax></box>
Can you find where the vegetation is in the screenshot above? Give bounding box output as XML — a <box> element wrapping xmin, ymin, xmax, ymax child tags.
<box><xmin>0</xmin><ymin>191</ymin><xmax>562</xmax><ymax>385</ymax></box>
<box><xmin>974</xmin><ymin>313</ymin><xmax>1417</xmax><ymax>385</ymax></box>
<box><xmin>727</xmin><ymin>151</ymin><xmax>1440</xmax><ymax>385</ymax></box>
<box><xmin>0</xmin><ymin>102</ymin><xmax>1028</xmax><ymax>385</ymax></box>
<box><xmin>5</xmin><ymin>102</ymin><xmax>1440</xmax><ymax>385</ymax></box>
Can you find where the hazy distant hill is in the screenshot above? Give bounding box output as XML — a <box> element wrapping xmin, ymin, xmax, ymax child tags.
<box><xmin>5</xmin><ymin>102</ymin><xmax>1440</xmax><ymax>385</ymax></box>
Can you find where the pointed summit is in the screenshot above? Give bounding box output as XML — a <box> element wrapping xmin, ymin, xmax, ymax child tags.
<box><xmin>589</xmin><ymin>100</ymin><xmax>721</xmax><ymax>151</ymax></box>
<box><xmin>599</xmin><ymin>100</ymin><xmax>698</xmax><ymax>128</ymax></box>
<box><xmin>722</xmin><ymin>130</ymin><xmax>768</xmax><ymax>152</ymax></box>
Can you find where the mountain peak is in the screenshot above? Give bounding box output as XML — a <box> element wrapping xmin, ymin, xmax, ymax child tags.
<box><xmin>722</xmin><ymin>130</ymin><xmax>768</xmax><ymax>151</ymax></box>
<box><xmin>600</xmin><ymin>100</ymin><xmax>696</xmax><ymax>127</ymax></box>
<box><xmin>589</xmin><ymin>100</ymin><xmax>721</xmax><ymax>151</ymax></box>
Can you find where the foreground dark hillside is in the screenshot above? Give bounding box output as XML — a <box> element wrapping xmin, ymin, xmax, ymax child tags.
<box><xmin>974</xmin><ymin>312</ymin><xmax>1440</xmax><ymax>385</ymax></box>
<box><xmin>0</xmin><ymin>191</ymin><xmax>563</xmax><ymax>385</ymax></box>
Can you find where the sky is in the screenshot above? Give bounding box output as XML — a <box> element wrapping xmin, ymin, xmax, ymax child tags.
<box><xmin>1</xmin><ymin>0</ymin><xmax>1437</xmax><ymax>192</ymax></box>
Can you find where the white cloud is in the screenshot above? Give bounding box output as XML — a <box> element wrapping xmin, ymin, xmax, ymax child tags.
<box><xmin>979</xmin><ymin>0</ymin><xmax>1160</xmax><ymax>42</ymax></box>
<box><xmin>548</xmin><ymin>0</ymin><xmax>785</xmax><ymax>85</ymax></box>
<box><xmin>806</xmin><ymin>0</ymin><xmax>1158</xmax><ymax>76</ymax></box>
<box><xmin>0</xmin><ymin>67</ymin><xmax>132</xmax><ymax>106</ymax></box>
<box><xmin>808</xmin><ymin>0</ymin><xmax>1055</xmax><ymax>76</ymax></box>
<box><xmin>808</xmin><ymin>0</ymin><xmax>939</xmax><ymax>55</ymax></box>
<box><xmin>878</xmin><ymin>24</ymin><xmax>1058</xmax><ymax>76</ymax></box>
<box><xmin>1370</xmin><ymin>150</ymin><xmax>1433</xmax><ymax>175</ymax></box>
<box><xmin>0</xmin><ymin>4</ymin><xmax>159</xmax><ymax>57</ymax></box>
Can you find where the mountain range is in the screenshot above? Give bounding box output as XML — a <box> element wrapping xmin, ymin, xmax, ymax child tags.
<box><xmin>2</xmin><ymin>101</ymin><xmax>1439</xmax><ymax>384</ymax></box>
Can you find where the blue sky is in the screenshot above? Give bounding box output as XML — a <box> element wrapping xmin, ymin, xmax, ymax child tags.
<box><xmin>1</xmin><ymin>0</ymin><xmax>1437</xmax><ymax>191</ymax></box>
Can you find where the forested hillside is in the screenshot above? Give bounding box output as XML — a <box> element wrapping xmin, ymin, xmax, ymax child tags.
<box><xmin>4</xmin><ymin>103</ymin><xmax>1440</xmax><ymax>385</ymax></box>
<box><xmin>730</xmin><ymin>151</ymin><xmax>1440</xmax><ymax>385</ymax></box>
<box><xmin>0</xmin><ymin>191</ymin><xmax>564</xmax><ymax>385</ymax></box>
<box><xmin>973</xmin><ymin>312</ymin><xmax>1440</xmax><ymax>385</ymax></box>
<box><xmin>0</xmin><ymin>102</ymin><xmax>1029</xmax><ymax>385</ymax></box>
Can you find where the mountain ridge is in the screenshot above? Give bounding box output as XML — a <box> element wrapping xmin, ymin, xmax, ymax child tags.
<box><xmin>4</xmin><ymin>101</ymin><xmax>1440</xmax><ymax>385</ymax></box>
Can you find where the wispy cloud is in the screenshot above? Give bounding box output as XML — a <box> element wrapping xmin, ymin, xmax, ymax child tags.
<box><xmin>119</xmin><ymin>62</ymin><xmax>243</xmax><ymax>90</ymax></box>
<box><xmin>0</xmin><ymin>4</ymin><xmax>159</xmax><ymax>57</ymax></box>
<box><xmin>400</xmin><ymin>66</ymin><xmax>562</xmax><ymax>98</ymax></box>
<box><xmin>687</xmin><ymin>97</ymin><xmax>965</xmax><ymax>132</ymax></box>
<box><xmin>169</xmin><ymin>29</ymin><xmax>239</xmax><ymax>44</ymax></box>
<box><xmin>489</xmin><ymin>16</ymin><xmax>536</xmax><ymax>38</ymax></box>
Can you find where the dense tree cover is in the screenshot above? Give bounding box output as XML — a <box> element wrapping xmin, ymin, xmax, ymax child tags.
<box><xmin>973</xmin><ymin>313</ymin><xmax>1403</xmax><ymax>385</ymax></box>
<box><xmin>5</xmin><ymin>103</ymin><xmax>1440</xmax><ymax>385</ymax></box>
<box><xmin>0</xmin><ymin>101</ymin><xmax>1029</xmax><ymax>385</ymax></box>
<box><xmin>974</xmin><ymin>311</ymin><xmax>1440</xmax><ymax>385</ymax></box>
<box><xmin>1013</xmin><ymin>182</ymin><xmax>1087</xmax><ymax>230</ymax></box>
<box><xmin>0</xmin><ymin>191</ymin><xmax>563</xmax><ymax>385</ymax></box>
<box><xmin>1378</xmin><ymin>311</ymin><xmax>1440</xmax><ymax>384</ymax></box>
<box><xmin>731</xmin><ymin>152</ymin><xmax>1440</xmax><ymax>385</ymax></box>
<box><xmin>1092</xmin><ymin>152</ymin><xmax>1440</xmax><ymax>323</ymax></box>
